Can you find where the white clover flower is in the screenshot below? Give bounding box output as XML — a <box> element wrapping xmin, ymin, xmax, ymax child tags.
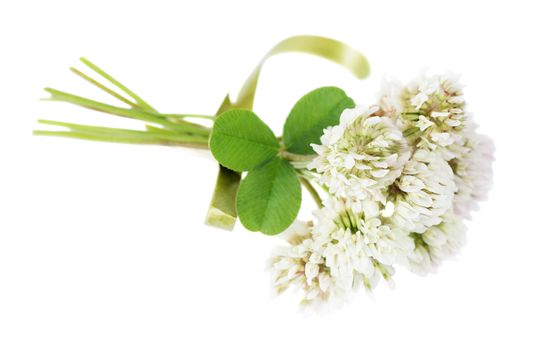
<box><xmin>315</xmin><ymin>198</ymin><xmax>414</xmax><ymax>268</ymax></box>
<box><xmin>405</xmin><ymin>212</ymin><xmax>467</xmax><ymax>275</ymax></box>
<box><xmin>383</xmin><ymin>149</ymin><xmax>457</xmax><ymax>234</ymax></box>
<box><xmin>379</xmin><ymin>73</ymin><xmax>470</xmax><ymax>160</ymax></box>
<box><xmin>450</xmin><ymin>131</ymin><xmax>495</xmax><ymax>219</ymax></box>
<box><xmin>308</xmin><ymin>105</ymin><xmax>410</xmax><ymax>206</ymax></box>
<box><xmin>268</xmin><ymin>198</ymin><xmax>414</xmax><ymax>309</ymax></box>
<box><xmin>268</xmin><ymin>220</ymin><xmax>348</xmax><ymax>309</ymax></box>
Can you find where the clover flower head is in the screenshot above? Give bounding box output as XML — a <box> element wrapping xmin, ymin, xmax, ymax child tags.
<box><xmin>384</xmin><ymin>149</ymin><xmax>457</xmax><ymax>233</ymax></box>
<box><xmin>314</xmin><ymin>198</ymin><xmax>414</xmax><ymax>269</ymax></box>
<box><xmin>268</xmin><ymin>220</ymin><xmax>347</xmax><ymax>309</ymax></box>
<box><xmin>450</xmin><ymin>130</ymin><xmax>495</xmax><ymax>219</ymax></box>
<box><xmin>268</xmin><ymin>197</ymin><xmax>415</xmax><ymax>309</ymax></box>
<box><xmin>380</xmin><ymin>72</ymin><xmax>470</xmax><ymax>160</ymax></box>
<box><xmin>405</xmin><ymin>212</ymin><xmax>467</xmax><ymax>275</ymax></box>
<box><xmin>308</xmin><ymin>105</ymin><xmax>410</xmax><ymax>205</ymax></box>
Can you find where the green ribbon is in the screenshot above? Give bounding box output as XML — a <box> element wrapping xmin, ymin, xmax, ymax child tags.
<box><xmin>205</xmin><ymin>35</ymin><xmax>371</xmax><ymax>230</ymax></box>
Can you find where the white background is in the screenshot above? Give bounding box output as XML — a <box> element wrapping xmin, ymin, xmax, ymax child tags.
<box><xmin>1</xmin><ymin>0</ymin><xmax>542</xmax><ymax>349</ymax></box>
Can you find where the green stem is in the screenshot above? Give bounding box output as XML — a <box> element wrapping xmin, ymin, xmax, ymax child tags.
<box><xmin>44</xmin><ymin>88</ymin><xmax>210</xmax><ymax>137</ymax></box>
<box><xmin>70</xmin><ymin>67</ymin><xmax>140</xmax><ymax>109</ymax></box>
<box><xmin>280</xmin><ymin>150</ymin><xmax>316</xmax><ymax>162</ymax></box>
<box><xmin>33</xmin><ymin>130</ymin><xmax>209</xmax><ymax>148</ymax></box>
<box><xmin>165</xmin><ymin>113</ymin><xmax>215</xmax><ymax>120</ymax></box>
<box><xmin>79</xmin><ymin>57</ymin><xmax>157</xmax><ymax>112</ymax></box>
<box><xmin>36</xmin><ymin>119</ymin><xmax>209</xmax><ymax>147</ymax></box>
<box><xmin>38</xmin><ymin>119</ymin><xmax>206</xmax><ymax>140</ymax></box>
<box><xmin>299</xmin><ymin>177</ymin><xmax>323</xmax><ymax>208</ymax></box>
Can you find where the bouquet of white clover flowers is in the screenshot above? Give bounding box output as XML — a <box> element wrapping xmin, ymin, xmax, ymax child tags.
<box><xmin>35</xmin><ymin>36</ymin><xmax>494</xmax><ymax>310</ymax></box>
